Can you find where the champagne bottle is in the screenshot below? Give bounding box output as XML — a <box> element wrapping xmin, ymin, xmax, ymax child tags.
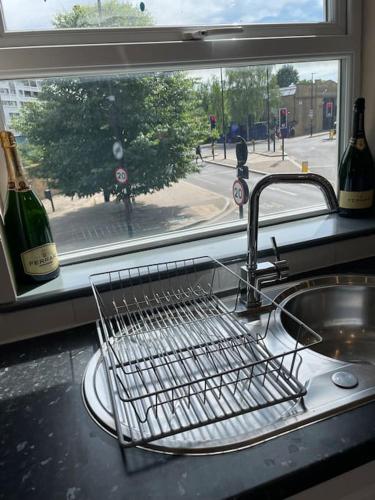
<box><xmin>0</xmin><ymin>131</ymin><xmax>60</xmax><ymax>284</ymax></box>
<box><xmin>338</xmin><ymin>97</ymin><xmax>375</xmax><ymax>217</ymax></box>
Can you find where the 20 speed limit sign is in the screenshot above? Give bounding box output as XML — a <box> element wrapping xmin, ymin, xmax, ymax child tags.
<box><xmin>232</xmin><ymin>178</ymin><xmax>249</xmax><ymax>206</ymax></box>
<box><xmin>114</xmin><ymin>166</ymin><xmax>128</xmax><ymax>185</ymax></box>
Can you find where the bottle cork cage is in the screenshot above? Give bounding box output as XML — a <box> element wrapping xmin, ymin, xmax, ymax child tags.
<box><xmin>90</xmin><ymin>257</ymin><xmax>321</xmax><ymax>448</ymax></box>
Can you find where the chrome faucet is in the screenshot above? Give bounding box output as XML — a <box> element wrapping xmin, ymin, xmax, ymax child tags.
<box><xmin>241</xmin><ymin>172</ymin><xmax>339</xmax><ymax>308</ymax></box>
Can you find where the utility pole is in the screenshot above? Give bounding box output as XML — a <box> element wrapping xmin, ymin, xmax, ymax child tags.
<box><xmin>220</xmin><ymin>68</ymin><xmax>227</xmax><ymax>160</ymax></box>
<box><xmin>310</xmin><ymin>72</ymin><xmax>315</xmax><ymax>137</ymax></box>
<box><xmin>266</xmin><ymin>67</ymin><xmax>270</xmax><ymax>151</ymax></box>
<box><xmin>97</xmin><ymin>0</ymin><xmax>103</xmax><ymax>25</ymax></box>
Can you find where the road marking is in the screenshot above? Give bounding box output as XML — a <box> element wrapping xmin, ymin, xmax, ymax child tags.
<box><xmin>268</xmin><ymin>186</ymin><xmax>298</xmax><ymax>197</ymax></box>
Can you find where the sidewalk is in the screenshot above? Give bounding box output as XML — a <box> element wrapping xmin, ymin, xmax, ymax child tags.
<box><xmin>44</xmin><ymin>180</ymin><xmax>230</xmax><ymax>254</ymax></box>
<box><xmin>205</xmin><ymin>150</ymin><xmax>301</xmax><ymax>175</ymax></box>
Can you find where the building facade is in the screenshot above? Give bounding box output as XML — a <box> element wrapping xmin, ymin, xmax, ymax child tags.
<box><xmin>280</xmin><ymin>79</ymin><xmax>337</xmax><ymax>136</ymax></box>
<box><xmin>0</xmin><ymin>79</ymin><xmax>41</xmax><ymax>136</ymax></box>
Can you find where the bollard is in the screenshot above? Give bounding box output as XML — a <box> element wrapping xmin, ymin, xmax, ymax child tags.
<box><xmin>252</xmin><ymin>140</ymin><xmax>255</xmax><ymax>152</ymax></box>
<box><xmin>44</xmin><ymin>188</ymin><xmax>55</xmax><ymax>212</ymax></box>
<box><xmin>301</xmin><ymin>160</ymin><xmax>309</xmax><ymax>173</ymax></box>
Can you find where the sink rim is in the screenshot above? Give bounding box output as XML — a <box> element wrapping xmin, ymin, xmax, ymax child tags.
<box><xmin>274</xmin><ymin>274</ymin><xmax>375</xmax><ymax>305</ymax></box>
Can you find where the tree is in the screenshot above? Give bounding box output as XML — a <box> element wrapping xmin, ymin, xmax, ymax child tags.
<box><xmin>14</xmin><ymin>2</ymin><xmax>206</xmax><ymax>203</ymax></box>
<box><xmin>276</xmin><ymin>65</ymin><xmax>299</xmax><ymax>88</ymax></box>
<box><xmin>199</xmin><ymin>76</ymin><xmax>230</xmax><ymax>139</ymax></box>
<box><xmin>53</xmin><ymin>0</ymin><xmax>153</xmax><ymax>28</ymax></box>
<box><xmin>14</xmin><ymin>74</ymin><xmax>206</xmax><ymax>201</ymax></box>
<box><xmin>226</xmin><ymin>67</ymin><xmax>280</xmax><ymax>140</ymax></box>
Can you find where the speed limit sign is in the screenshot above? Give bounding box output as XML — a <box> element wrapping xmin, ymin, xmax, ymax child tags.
<box><xmin>232</xmin><ymin>178</ymin><xmax>249</xmax><ymax>206</ymax></box>
<box><xmin>115</xmin><ymin>166</ymin><xmax>128</xmax><ymax>185</ymax></box>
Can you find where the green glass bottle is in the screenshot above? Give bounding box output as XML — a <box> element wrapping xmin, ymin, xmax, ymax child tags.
<box><xmin>338</xmin><ymin>97</ymin><xmax>375</xmax><ymax>217</ymax></box>
<box><xmin>0</xmin><ymin>131</ymin><xmax>60</xmax><ymax>284</ymax></box>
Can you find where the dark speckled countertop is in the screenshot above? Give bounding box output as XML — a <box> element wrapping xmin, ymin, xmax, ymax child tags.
<box><xmin>2</xmin><ymin>259</ymin><xmax>375</xmax><ymax>500</ymax></box>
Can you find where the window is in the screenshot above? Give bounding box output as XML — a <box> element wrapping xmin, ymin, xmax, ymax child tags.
<box><xmin>1</xmin><ymin>100</ymin><xmax>17</xmax><ymax>106</ymax></box>
<box><xmin>2</xmin><ymin>0</ymin><xmax>326</xmax><ymax>32</ymax></box>
<box><xmin>0</xmin><ymin>1</ymin><xmax>361</xmax><ymax>272</ymax></box>
<box><xmin>5</xmin><ymin>59</ymin><xmax>338</xmax><ymax>257</ymax></box>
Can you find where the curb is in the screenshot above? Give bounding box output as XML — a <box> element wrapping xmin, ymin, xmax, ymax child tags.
<box><xmin>204</xmin><ymin>159</ymin><xmax>273</xmax><ymax>176</ymax></box>
<box><xmin>184</xmin><ymin>198</ymin><xmax>232</xmax><ymax>228</ymax></box>
<box><xmin>180</xmin><ymin>180</ymin><xmax>233</xmax><ymax>225</ymax></box>
<box><xmin>252</xmin><ymin>152</ymin><xmax>288</xmax><ymax>158</ymax></box>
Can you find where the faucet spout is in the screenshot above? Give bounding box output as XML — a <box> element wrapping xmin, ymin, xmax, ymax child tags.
<box><xmin>243</xmin><ymin>172</ymin><xmax>338</xmax><ymax>308</ymax></box>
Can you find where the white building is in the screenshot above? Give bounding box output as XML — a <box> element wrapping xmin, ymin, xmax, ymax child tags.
<box><xmin>0</xmin><ymin>79</ymin><xmax>41</xmax><ymax>136</ymax></box>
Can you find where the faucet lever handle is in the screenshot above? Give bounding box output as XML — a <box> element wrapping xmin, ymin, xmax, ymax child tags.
<box><xmin>271</xmin><ymin>236</ymin><xmax>281</xmax><ymax>261</ymax></box>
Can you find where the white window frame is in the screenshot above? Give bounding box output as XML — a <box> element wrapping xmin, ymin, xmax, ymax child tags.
<box><xmin>0</xmin><ymin>0</ymin><xmax>362</xmax><ymax>297</ymax></box>
<box><xmin>0</xmin><ymin>0</ymin><xmax>347</xmax><ymax>46</ymax></box>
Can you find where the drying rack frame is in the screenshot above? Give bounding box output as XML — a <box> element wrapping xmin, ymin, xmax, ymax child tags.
<box><xmin>90</xmin><ymin>256</ymin><xmax>321</xmax><ymax>448</ymax></box>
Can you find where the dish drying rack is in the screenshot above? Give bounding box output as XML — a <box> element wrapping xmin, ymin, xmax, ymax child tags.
<box><xmin>90</xmin><ymin>256</ymin><xmax>321</xmax><ymax>448</ymax></box>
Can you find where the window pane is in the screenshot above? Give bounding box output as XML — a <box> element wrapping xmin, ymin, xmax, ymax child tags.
<box><xmin>2</xmin><ymin>0</ymin><xmax>326</xmax><ymax>31</ymax></box>
<box><xmin>1</xmin><ymin>60</ymin><xmax>338</xmax><ymax>256</ymax></box>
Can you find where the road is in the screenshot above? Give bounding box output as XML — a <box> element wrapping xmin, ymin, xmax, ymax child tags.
<box><xmin>201</xmin><ymin>133</ymin><xmax>337</xmax><ymax>184</ymax></box>
<box><xmin>283</xmin><ymin>133</ymin><xmax>338</xmax><ymax>183</ymax></box>
<box><xmin>186</xmin><ymin>162</ymin><xmax>327</xmax><ymax>223</ymax></box>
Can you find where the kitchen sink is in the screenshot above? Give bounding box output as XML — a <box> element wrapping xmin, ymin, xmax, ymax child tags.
<box><xmin>274</xmin><ymin>275</ymin><xmax>375</xmax><ymax>364</ymax></box>
<box><xmin>83</xmin><ymin>273</ymin><xmax>375</xmax><ymax>454</ymax></box>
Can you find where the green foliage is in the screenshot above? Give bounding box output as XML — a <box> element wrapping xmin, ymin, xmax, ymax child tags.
<box><xmin>199</xmin><ymin>76</ymin><xmax>230</xmax><ymax>137</ymax></box>
<box><xmin>226</xmin><ymin>67</ymin><xmax>280</xmax><ymax>131</ymax></box>
<box><xmin>14</xmin><ymin>73</ymin><xmax>206</xmax><ymax>199</ymax></box>
<box><xmin>53</xmin><ymin>0</ymin><xmax>153</xmax><ymax>28</ymax></box>
<box><xmin>276</xmin><ymin>65</ymin><xmax>299</xmax><ymax>88</ymax></box>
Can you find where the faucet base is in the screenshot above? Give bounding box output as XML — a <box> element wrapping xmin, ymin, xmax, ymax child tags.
<box><xmin>240</xmin><ymin>265</ymin><xmax>262</xmax><ymax>308</ymax></box>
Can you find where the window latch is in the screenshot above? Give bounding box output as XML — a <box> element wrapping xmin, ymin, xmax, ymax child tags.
<box><xmin>183</xmin><ymin>27</ymin><xmax>244</xmax><ymax>41</ymax></box>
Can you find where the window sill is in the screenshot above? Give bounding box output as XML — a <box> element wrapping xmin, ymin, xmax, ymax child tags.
<box><xmin>1</xmin><ymin>212</ymin><xmax>375</xmax><ymax>345</ymax></box>
<box><xmin>4</xmin><ymin>211</ymin><xmax>375</xmax><ymax>310</ymax></box>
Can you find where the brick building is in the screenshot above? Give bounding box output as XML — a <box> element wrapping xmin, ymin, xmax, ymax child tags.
<box><xmin>279</xmin><ymin>79</ymin><xmax>337</xmax><ymax>136</ymax></box>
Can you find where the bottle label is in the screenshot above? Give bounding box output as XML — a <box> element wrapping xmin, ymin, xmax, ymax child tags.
<box><xmin>21</xmin><ymin>243</ymin><xmax>59</xmax><ymax>276</ymax></box>
<box><xmin>339</xmin><ymin>190</ymin><xmax>374</xmax><ymax>209</ymax></box>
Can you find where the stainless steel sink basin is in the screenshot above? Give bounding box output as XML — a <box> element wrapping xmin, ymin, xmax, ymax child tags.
<box><xmin>275</xmin><ymin>275</ymin><xmax>375</xmax><ymax>364</ymax></box>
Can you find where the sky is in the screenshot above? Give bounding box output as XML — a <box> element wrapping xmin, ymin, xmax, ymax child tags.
<box><xmin>189</xmin><ymin>61</ymin><xmax>338</xmax><ymax>85</ymax></box>
<box><xmin>2</xmin><ymin>0</ymin><xmax>324</xmax><ymax>30</ymax></box>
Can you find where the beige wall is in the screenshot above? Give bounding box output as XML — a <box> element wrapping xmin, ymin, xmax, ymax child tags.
<box><xmin>362</xmin><ymin>0</ymin><xmax>375</xmax><ymax>156</ymax></box>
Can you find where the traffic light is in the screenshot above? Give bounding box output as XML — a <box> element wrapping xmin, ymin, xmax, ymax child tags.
<box><xmin>326</xmin><ymin>101</ymin><xmax>333</xmax><ymax>118</ymax></box>
<box><xmin>279</xmin><ymin>108</ymin><xmax>288</xmax><ymax>129</ymax></box>
<box><xmin>209</xmin><ymin>115</ymin><xmax>217</xmax><ymax>130</ymax></box>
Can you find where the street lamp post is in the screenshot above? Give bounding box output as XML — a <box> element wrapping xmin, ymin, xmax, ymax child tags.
<box><xmin>97</xmin><ymin>0</ymin><xmax>103</xmax><ymax>25</ymax></box>
<box><xmin>220</xmin><ymin>68</ymin><xmax>227</xmax><ymax>160</ymax></box>
<box><xmin>266</xmin><ymin>67</ymin><xmax>270</xmax><ymax>151</ymax></box>
<box><xmin>310</xmin><ymin>72</ymin><xmax>315</xmax><ymax>137</ymax></box>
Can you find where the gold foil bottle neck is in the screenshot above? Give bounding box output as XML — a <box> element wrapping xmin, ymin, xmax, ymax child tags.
<box><xmin>0</xmin><ymin>130</ymin><xmax>16</xmax><ymax>149</ymax></box>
